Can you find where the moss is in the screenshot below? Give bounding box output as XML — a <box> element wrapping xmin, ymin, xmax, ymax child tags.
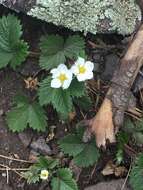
<box><xmin>28</xmin><ymin>0</ymin><xmax>141</xmax><ymax>35</ymax></box>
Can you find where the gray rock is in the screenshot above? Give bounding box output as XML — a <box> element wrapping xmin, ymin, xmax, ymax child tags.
<box><xmin>30</xmin><ymin>137</ymin><xmax>52</xmax><ymax>155</ymax></box>
<box><xmin>84</xmin><ymin>179</ymin><xmax>131</xmax><ymax>190</ymax></box>
<box><xmin>18</xmin><ymin>131</ymin><xmax>33</xmax><ymax>148</ymax></box>
<box><xmin>0</xmin><ymin>0</ymin><xmax>141</xmax><ymax>35</ymax></box>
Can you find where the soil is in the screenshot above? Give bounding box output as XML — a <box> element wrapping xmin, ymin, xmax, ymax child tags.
<box><xmin>0</xmin><ymin>4</ymin><xmax>141</xmax><ymax>190</ymax></box>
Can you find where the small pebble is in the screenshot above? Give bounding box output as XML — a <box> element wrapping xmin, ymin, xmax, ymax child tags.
<box><xmin>30</xmin><ymin>137</ymin><xmax>52</xmax><ymax>155</ymax></box>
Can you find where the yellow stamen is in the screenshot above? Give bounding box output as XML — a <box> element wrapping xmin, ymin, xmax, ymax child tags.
<box><xmin>58</xmin><ymin>73</ymin><xmax>67</xmax><ymax>83</ymax></box>
<box><xmin>79</xmin><ymin>66</ymin><xmax>86</xmax><ymax>74</ymax></box>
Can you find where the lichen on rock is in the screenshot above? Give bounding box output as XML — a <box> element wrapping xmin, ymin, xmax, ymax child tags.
<box><xmin>28</xmin><ymin>0</ymin><xmax>141</xmax><ymax>35</ymax></box>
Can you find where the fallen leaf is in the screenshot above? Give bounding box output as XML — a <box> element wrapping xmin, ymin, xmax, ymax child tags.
<box><xmin>24</xmin><ymin>77</ymin><xmax>38</xmax><ymax>90</ymax></box>
<box><xmin>102</xmin><ymin>161</ymin><xmax>127</xmax><ymax>177</ymax></box>
<box><xmin>69</xmin><ymin>112</ymin><xmax>76</xmax><ymax>121</ymax></box>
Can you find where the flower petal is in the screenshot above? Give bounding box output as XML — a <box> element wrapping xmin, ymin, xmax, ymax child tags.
<box><xmin>85</xmin><ymin>61</ymin><xmax>94</xmax><ymax>71</ymax></box>
<box><xmin>85</xmin><ymin>71</ymin><xmax>93</xmax><ymax>80</ymax></box>
<box><xmin>50</xmin><ymin>68</ymin><xmax>57</xmax><ymax>74</ymax></box>
<box><xmin>66</xmin><ymin>70</ymin><xmax>73</xmax><ymax>79</ymax></box>
<box><xmin>75</xmin><ymin>57</ymin><xmax>85</xmax><ymax>66</ymax></box>
<box><xmin>62</xmin><ymin>79</ymin><xmax>72</xmax><ymax>89</ymax></box>
<box><xmin>58</xmin><ymin>64</ymin><xmax>68</xmax><ymax>71</ymax></box>
<box><xmin>77</xmin><ymin>74</ymin><xmax>87</xmax><ymax>81</ymax></box>
<box><xmin>51</xmin><ymin>78</ymin><xmax>61</xmax><ymax>88</ymax></box>
<box><xmin>71</xmin><ymin>65</ymin><xmax>79</xmax><ymax>75</ymax></box>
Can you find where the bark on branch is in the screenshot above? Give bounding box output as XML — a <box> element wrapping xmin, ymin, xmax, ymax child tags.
<box><xmin>85</xmin><ymin>24</ymin><xmax>143</xmax><ymax>147</ymax></box>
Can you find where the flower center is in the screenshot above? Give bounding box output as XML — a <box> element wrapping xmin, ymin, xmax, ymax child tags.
<box><xmin>79</xmin><ymin>66</ymin><xmax>86</xmax><ymax>74</ymax></box>
<box><xmin>58</xmin><ymin>73</ymin><xmax>67</xmax><ymax>83</ymax></box>
<box><xmin>42</xmin><ymin>173</ymin><xmax>48</xmax><ymax>177</ymax></box>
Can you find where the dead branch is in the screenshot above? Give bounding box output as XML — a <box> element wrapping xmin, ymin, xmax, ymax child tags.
<box><xmin>85</xmin><ymin>24</ymin><xmax>143</xmax><ymax>147</ymax></box>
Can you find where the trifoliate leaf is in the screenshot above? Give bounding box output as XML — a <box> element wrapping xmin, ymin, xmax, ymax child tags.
<box><xmin>39</xmin><ymin>35</ymin><xmax>85</xmax><ymax>70</ymax></box>
<box><xmin>0</xmin><ymin>14</ymin><xmax>29</xmax><ymax>69</ymax></box>
<box><xmin>6</xmin><ymin>96</ymin><xmax>47</xmax><ymax>132</ymax></box>
<box><xmin>22</xmin><ymin>165</ymin><xmax>40</xmax><ymax>184</ymax></box>
<box><xmin>38</xmin><ymin>77</ymin><xmax>73</xmax><ymax>115</ymax></box>
<box><xmin>51</xmin><ymin>168</ymin><xmax>78</xmax><ymax>190</ymax></box>
<box><xmin>59</xmin><ymin>127</ymin><xmax>100</xmax><ymax>167</ymax></box>
<box><xmin>22</xmin><ymin>157</ymin><xmax>59</xmax><ymax>184</ymax></box>
<box><xmin>130</xmin><ymin>154</ymin><xmax>143</xmax><ymax>190</ymax></box>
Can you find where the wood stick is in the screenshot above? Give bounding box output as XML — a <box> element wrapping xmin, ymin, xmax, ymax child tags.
<box><xmin>88</xmin><ymin>24</ymin><xmax>143</xmax><ymax>147</ymax></box>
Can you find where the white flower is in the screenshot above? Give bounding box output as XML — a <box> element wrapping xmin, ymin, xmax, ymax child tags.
<box><xmin>40</xmin><ymin>169</ymin><xmax>49</xmax><ymax>180</ymax></box>
<box><xmin>50</xmin><ymin>64</ymin><xmax>73</xmax><ymax>89</ymax></box>
<box><xmin>71</xmin><ymin>57</ymin><xmax>94</xmax><ymax>81</ymax></box>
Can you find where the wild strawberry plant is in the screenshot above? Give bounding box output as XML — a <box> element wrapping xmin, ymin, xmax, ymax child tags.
<box><xmin>59</xmin><ymin>126</ymin><xmax>100</xmax><ymax>167</ymax></box>
<box><xmin>39</xmin><ymin>35</ymin><xmax>85</xmax><ymax>70</ymax></box>
<box><xmin>3</xmin><ymin>14</ymin><xmax>94</xmax><ymax>130</ymax></box>
<box><xmin>0</xmin><ymin>14</ymin><xmax>98</xmax><ymax>189</ymax></box>
<box><xmin>0</xmin><ymin>14</ymin><xmax>29</xmax><ymax>69</ymax></box>
<box><xmin>129</xmin><ymin>153</ymin><xmax>143</xmax><ymax>190</ymax></box>
<box><xmin>38</xmin><ymin>34</ymin><xmax>94</xmax><ymax>117</ymax></box>
<box><xmin>22</xmin><ymin>156</ymin><xmax>78</xmax><ymax>190</ymax></box>
<box><xmin>6</xmin><ymin>95</ymin><xmax>47</xmax><ymax>132</ymax></box>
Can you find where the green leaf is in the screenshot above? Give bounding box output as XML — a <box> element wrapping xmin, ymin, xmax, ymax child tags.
<box><xmin>40</xmin><ymin>35</ymin><xmax>66</xmax><ymax>70</ymax></box>
<box><xmin>28</xmin><ymin>102</ymin><xmax>47</xmax><ymax>131</ymax></box>
<box><xmin>69</xmin><ymin>78</ymin><xmax>85</xmax><ymax>98</ymax></box>
<box><xmin>59</xmin><ymin>135</ymin><xmax>85</xmax><ymax>157</ymax></box>
<box><xmin>0</xmin><ymin>14</ymin><xmax>29</xmax><ymax>69</ymax></box>
<box><xmin>130</xmin><ymin>154</ymin><xmax>143</xmax><ymax>190</ymax></box>
<box><xmin>59</xmin><ymin>127</ymin><xmax>100</xmax><ymax>167</ymax></box>
<box><xmin>38</xmin><ymin>77</ymin><xmax>53</xmax><ymax>106</ymax></box>
<box><xmin>38</xmin><ymin>77</ymin><xmax>73</xmax><ymax>115</ymax></box>
<box><xmin>22</xmin><ymin>157</ymin><xmax>59</xmax><ymax>184</ymax></box>
<box><xmin>64</xmin><ymin>35</ymin><xmax>85</xmax><ymax>59</ymax></box>
<box><xmin>52</xmin><ymin>88</ymin><xmax>73</xmax><ymax>115</ymax></box>
<box><xmin>51</xmin><ymin>168</ymin><xmax>78</xmax><ymax>190</ymax></box>
<box><xmin>135</xmin><ymin>120</ymin><xmax>143</xmax><ymax>132</ymax></box>
<box><xmin>6</xmin><ymin>96</ymin><xmax>47</xmax><ymax>132</ymax></box>
<box><xmin>9</xmin><ymin>40</ymin><xmax>29</xmax><ymax>69</ymax></box>
<box><xmin>39</xmin><ymin>35</ymin><xmax>85</xmax><ymax>70</ymax></box>
<box><xmin>124</xmin><ymin>118</ymin><xmax>135</xmax><ymax>133</ymax></box>
<box><xmin>116</xmin><ymin>131</ymin><xmax>129</xmax><ymax>164</ymax></box>
<box><xmin>37</xmin><ymin>156</ymin><xmax>59</xmax><ymax>170</ymax></box>
<box><xmin>6</xmin><ymin>104</ymin><xmax>29</xmax><ymax>132</ymax></box>
<box><xmin>73</xmin><ymin>142</ymin><xmax>99</xmax><ymax>167</ymax></box>
<box><xmin>124</xmin><ymin>119</ymin><xmax>143</xmax><ymax>145</ymax></box>
<box><xmin>22</xmin><ymin>168</ymin><xmax>40</xmax><ymax>184</ymax></box>
<box><xmin>73</xmin><ymin>96</ymin><xmax>92</xmax><ymax>111</ymax></box>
